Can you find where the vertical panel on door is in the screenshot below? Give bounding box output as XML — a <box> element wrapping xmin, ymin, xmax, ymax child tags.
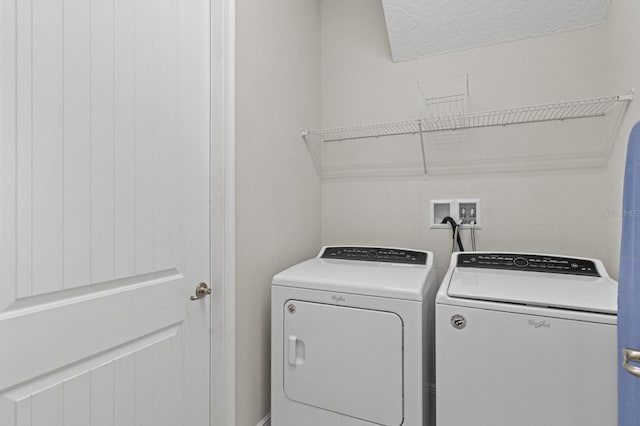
<box><xmin>134</xmin><ymin>0</ymin><xmax>157</xmax><ymax>276</ymax></box>
<box><xmin>32</xmin><ymin>384</ymin><xmax>63</xmax><ymax>426</ymax></box>
<box><xmin>63</xmin><ymin>374</ymin><xmax>91</xmax><ymax>426</ymax></box>
<box><xmin>31</xmin><ymin>0</ymin><xmax>64</xmax><ymax>295</ymax></box>
<box><xmin>14</xmin><ymin>0</ymin><xmax>32</xmax><ymax>300</ymax></box>
<box><xmin>63</xmin><ymin>0</ymin><xmax>92</xmax><ymax>289</ymax></box>
<box><xmin>90</xmin><ymin>0</ymin><xmax>116</xmax><ymax>284</ymax></box>
<box><xmin>113</xmin><ymin>0</ymin><xmax>137</xmax><ymax>279</ymax></box>
<box><xmin>91</xmin><ymin>363</ymin><xmax>115</xmax><ymax>426</ymax></box>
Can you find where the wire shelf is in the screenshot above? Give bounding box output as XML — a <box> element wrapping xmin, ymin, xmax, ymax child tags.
<box><xmin>303</xmin><ymin>119</ymin><xmax>423</xmax><ymax>142</ymax></box>
<box><xmin>302</xmin><ymin>92</ymin><xmax>633</xmax><ymax>142</ymax></box>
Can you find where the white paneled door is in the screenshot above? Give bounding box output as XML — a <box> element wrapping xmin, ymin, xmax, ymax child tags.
<box><xmin>0</xmin><ymin>0</ymin><xmax>211</xmax><ymax>425</ymax></box>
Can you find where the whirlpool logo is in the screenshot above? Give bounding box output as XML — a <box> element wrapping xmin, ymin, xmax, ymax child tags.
<box><xmin>450</xmin><ymin>314</ymin><xmax>466</xmax><ymax>330</ymax></box>
<box><xmin>528</xmin><ymin>319</ymin><xmax>551</xmax><ymax>329</ymax></box>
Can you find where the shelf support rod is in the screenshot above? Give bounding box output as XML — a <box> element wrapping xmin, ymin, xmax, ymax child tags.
<box><xmin>619</xmin><ymin>90</ymin><xmax>635</xmax><ymax>102</ymax></box>
<box><xmin>418</xmin><ymin>120</ymin><xmax>428</xmax><ymax>176</ymax></box>
<box><xmin>302</xmin><ymin>132</ymin><xmax>322</xmax><ymax>176</ymax></box>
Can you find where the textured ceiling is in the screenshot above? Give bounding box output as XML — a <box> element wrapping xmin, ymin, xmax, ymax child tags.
<box><xmin>381</xmin><ymin>0</ymin><xmax>611</xmax><ymax>61</ymax></box>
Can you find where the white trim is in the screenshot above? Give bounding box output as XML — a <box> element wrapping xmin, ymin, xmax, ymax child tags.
<box><xmin>210</xmin><ymin>0</ymin><xmax>235</xmax><ymax>425</ymax></box>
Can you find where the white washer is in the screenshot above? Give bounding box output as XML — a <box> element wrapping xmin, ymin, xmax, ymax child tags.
<box><xmin>436</xmin><ymin>252</ymin><xmax>618</xmax><ymax>426</ymax></box>
<box><xmin>271</xmin><ymin>246</ymin><xmax>438</xmax><ymax>426</ymax></box>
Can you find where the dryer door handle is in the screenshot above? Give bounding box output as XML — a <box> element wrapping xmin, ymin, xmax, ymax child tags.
<box><xmin>288</xmin><ymin>335</ymin><xmax>298</xmax><ymax>365</ymax></box>
<box><xmin>288</xmin><ymin>335</ymin><xmax>305</xmax><ymax>366</ymax></box>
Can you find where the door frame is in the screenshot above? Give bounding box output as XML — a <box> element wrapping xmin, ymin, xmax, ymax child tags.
<box><xmin>210</xmin><ymin>0</ymin><xmax>236</xmax><ymax>425</ymax></box>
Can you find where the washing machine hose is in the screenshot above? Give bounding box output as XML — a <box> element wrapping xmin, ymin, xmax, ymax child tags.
<box><xmin>441</xmin><ymin>216</ymin><xmax>464</xmax><ymax>252</ymax></box>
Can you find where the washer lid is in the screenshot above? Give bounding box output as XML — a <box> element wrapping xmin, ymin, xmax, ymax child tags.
<box><xmin>273</xmin><ymin>249</ymin><xmax>433</xmax><ymax>301</ymax></box>
<box><xmin>448</xmin><ymin>268</ymin><xmax>617</xmax><ymax>314</ymax></box>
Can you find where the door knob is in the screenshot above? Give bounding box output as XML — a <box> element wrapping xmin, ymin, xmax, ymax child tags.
<box><xmin>622</xmin><ymin>347</ymin><xmax>640</xmax><ymax>378</ymax></box>
<box><xmin>190</xmin><ymin>282</ymin><xmax>212</xmax><ymax>300</ymax></box>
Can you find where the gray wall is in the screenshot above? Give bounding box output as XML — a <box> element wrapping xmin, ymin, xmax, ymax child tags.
<box><xmin>603</xmin><ymin>0</ymin><xmax>640</xmax><ymax>278</ymax></box>
<box><xmin>320</xmin><ymin>0</ymin><xmax>630</xmax><ymax>282</ymax></box>
<box><xmin>235</xmin><ymin>1</ymin><xmax>321</xmax><ymax>425</ymax></box>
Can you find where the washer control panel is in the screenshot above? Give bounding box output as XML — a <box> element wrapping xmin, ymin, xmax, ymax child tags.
<box><xmin>457</xmin><ymin>253</ymin><xmax>600</xmax><ymax>277</ymax></box>
<box><xmin>321</xmin><ymin>246</ymin><xmax>427</xmax><ymax>265</ymax></box>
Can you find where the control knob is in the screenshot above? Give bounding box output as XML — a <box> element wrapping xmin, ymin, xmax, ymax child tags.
<box><xmin>513</xmin><ymin>257</ymin><xmax>529</xmax><ymax>267</ymax></box>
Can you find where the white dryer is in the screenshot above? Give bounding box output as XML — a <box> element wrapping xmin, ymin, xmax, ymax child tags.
<box><xmin>271</xmin><ymin>246</ymin><xmax>438</xmax><ymax>426</ymax></box>
<box><xmin>436</xmin><ymin>252</ymin><xmax>618</xmax><ymax>426</ymax></box>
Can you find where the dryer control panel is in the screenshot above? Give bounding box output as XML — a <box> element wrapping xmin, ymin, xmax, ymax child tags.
<box><xmin>457</xmin><ymin>253</ymin><xmax>600</xmax><ymax>277</ymax></box>
<box><xmin>321</xmin><ymin>246</ymin><xmax>427</xmax><ymax>265</ymax></box>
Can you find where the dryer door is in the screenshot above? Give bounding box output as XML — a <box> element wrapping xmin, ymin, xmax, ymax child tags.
<box><xmin>283</xmin><ymin>300</ymin><xmax>403</xmax><ymax>426</ymax></box>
